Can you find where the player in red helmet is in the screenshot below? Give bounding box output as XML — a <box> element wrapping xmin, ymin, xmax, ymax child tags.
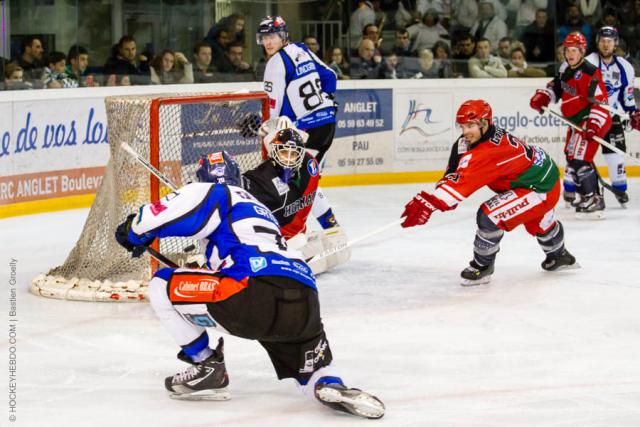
<box><xmin>400</xmin><ymin>99</ymin><xmax>576</xmax><ymax>286</ymax></box>
<box><xmin>530</xmin><ymin>31</ymin><xmax>612</xmax><ymax>219</ymax></box>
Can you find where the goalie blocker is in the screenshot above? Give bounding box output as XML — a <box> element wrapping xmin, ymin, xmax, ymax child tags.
<box><xmin>288</xmin><ymin>227</ymin><xmax>351</xmax><ymax>275</ymax></box>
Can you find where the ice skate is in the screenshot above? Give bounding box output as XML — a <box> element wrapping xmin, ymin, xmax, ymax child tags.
<box><xmin>614</xmin><ymin>191</ymin><xmax>629</xmax><ymax>208</ymax></box>
<box><xmin>575</xmin><ymin>194</ymin><xmax>605</xmax><ymax>220</ymax></box>
<box><xmin>314</xmin><ymin>378</ymin><xmax>385</xmax><ymax>419</ymax></box>
<box><xmin>563</xmin><ymin>191</ymin><xmax>578</xmax><ymax>208</ymax></box>
<box><xmin>541</xmin><ymin>249</ymin><xmax>579</xmax><ymax>271</ymax></box>
<box><xmin>460</xmin><ymin>261</ymin><xmax>494</xmax><ymax>286</ymax></box>
<box><xmin>165</xmin><ymin>338</ymin><xmax>230</xmax><ymax>401</ymax></box>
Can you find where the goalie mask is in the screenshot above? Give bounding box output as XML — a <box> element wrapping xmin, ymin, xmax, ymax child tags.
<box><xmin>268</xmin><ymin>128</ymin><xmax>305</xmax><ymax>183</ymax></box>
<box><xmin>195</xmin><ymin>151</ymin><xmax>242</xmax><ymax>187</ymax></box>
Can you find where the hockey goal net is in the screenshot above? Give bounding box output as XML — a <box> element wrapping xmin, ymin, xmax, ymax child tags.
<box><xmin>30</xmin><ymin>92</ymin><xmax>269</xmax><ymax>302</ymax></box>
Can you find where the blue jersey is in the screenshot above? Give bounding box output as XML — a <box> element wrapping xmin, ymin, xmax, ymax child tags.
<box><xmin>129</xmin><ymin>182</ymin><xmax>316</xmax><ymax>290</ymax></box>
<box><xmin>263</xmin><ymin>42</ymin><xmax>337</xmax><ymax>129</ymax></box>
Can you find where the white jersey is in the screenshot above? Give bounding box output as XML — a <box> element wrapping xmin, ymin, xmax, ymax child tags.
<box><xmin>585</xmin><ymin>52</ymin><xmax>637</xmax><ymax>113</ymax></box>
<box><xmin>263</xmin><ymin>42</ymin><xmax>337</xmax><ymax>129</ymax></box>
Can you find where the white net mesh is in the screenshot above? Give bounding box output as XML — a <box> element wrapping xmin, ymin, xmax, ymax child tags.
<box><xmin>30</xmin><ymin>92</ymin><xmax>268</xmax><ymax>302</ymax></box>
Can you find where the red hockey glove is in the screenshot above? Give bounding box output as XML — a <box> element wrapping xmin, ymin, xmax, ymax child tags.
<box><xmin>401</xmin><ymin>191</ymin><xmax>440</xmax><ymax>228</ymax></box>
<box><xmin>529</xmin><ymin>90</ymin><xmax>551</xmax><ymax>114</ymax></box>
<box><xmin>630</xmin><ymin>110</ymin><xmax>640</xmax><ymax>131</ymax></box>
<box><xmin>581</xmin><ymin>119</ymin><xmax>600</xmax><ymax>142</ymax></box>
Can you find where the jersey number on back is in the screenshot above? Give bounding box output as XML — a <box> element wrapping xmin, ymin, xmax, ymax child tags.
<box><xmin>299</xmin><ymin>78</ymin><xmax>323</xmax><ymax>111</ymax></box>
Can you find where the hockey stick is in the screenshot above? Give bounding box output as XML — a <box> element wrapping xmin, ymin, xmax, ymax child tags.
<box><xmin>146</xmin><ymin>247</ymin><xmax>179</xmax><ymax>268</ymax></box>
<box><xmin>308</xmin><ymin>218</ymin><xmax>404</xmax><ymax>264</ymax></box>
<box><xmin>542</xmin><ymin>107</ymin><xmax>640</xmax><ymax>165</ymax></box>
<box><xmin>120</xmin><ymin>142</ymin><xmax>179</xmax><ymax>191</ymax></box>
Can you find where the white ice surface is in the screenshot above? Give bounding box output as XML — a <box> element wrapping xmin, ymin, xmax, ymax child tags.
<box><xmin>1</xmin><ymin>180</ymin><xmax>640</xmax><ymax>427</ymax></box>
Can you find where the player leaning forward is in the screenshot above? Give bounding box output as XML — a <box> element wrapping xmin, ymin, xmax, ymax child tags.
<box><xmin>401</xmin><ymin>100</ymin><xmax>577</xmax><ymax>286</ymax></box>
<box><xmin>530</xmin><ymin>32</ymin><xmax>612</xmax><ymax>218</ymax></box>
<box><xmin>114</xmin><ymin>152</ymin><xmax>384</xmax><ymax>419</ymax></box>
<box><xmin>257</xmin><ymin>15</ymin><xmax>341</xmax><ymax>229</ymax></box>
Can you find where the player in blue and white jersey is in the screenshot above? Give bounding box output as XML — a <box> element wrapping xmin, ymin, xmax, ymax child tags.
<box><xmin>114</xmin><ymin>151</ymin><xmax>384</xmax><ymax>419</ymax></box>
<box><xmin>578</xmin><ymin>26</ymin><xmax>640</xmax><ymax>206</ymax></box>
<box><xmin>257</xmin><ymin>15</ymin><xmax>341</xmax><ymax>230</ymax></box>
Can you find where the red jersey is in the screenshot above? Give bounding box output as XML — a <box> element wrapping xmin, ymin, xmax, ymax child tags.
<box><xmin>434</xmin><ymin>126</ymin><xmax>559</xmax><ymax>209</ymax></box>
<box><xmin>544</xmin><ymin>59</ymin><xmax>611</xmax><ymax>134</ymax></box>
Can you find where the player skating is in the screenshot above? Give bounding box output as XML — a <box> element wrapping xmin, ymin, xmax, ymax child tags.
<box><xmin>529</xmin><ymin>32</ymin><xmax>612</xmax><ymax>219</ymax></box>
<box><xmin>114</xmin><ymin>151</ymin><xmax>384</xmax><ymax>419</ymax></box>
<box><xmin>584</xmin><ymin>26</ymin><xmax>640</xmax><ymax>206</ymax></box>
<box><xmin>257</xmin><ymin>15</ymin><xmax>341</xmax><ymax>230</ymax></box>
<box><xmin>400</xmin><ymin>100</ymin><xmax>577</xmax><ymax>286</ymax></box>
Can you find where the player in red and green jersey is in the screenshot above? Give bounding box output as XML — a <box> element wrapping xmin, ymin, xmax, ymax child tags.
<box><xmin>530</xmin><ymin>32</ymin><xmax>612</xmax><ymax>218</ymax></box>
<box><xmin>400</xmin><ymin>100</ymin><xmax>577</xmax><ymax>286</ymax></box>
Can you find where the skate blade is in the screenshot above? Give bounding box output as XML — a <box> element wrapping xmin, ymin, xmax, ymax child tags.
<box><xmin>460</xmin><ymin>275</ymin><xmax>492</xmax><ymax>286</ymax></box>
<box><xmin>544</xmin><ymin>262</ymin><xmax>581</xmax><ymax>272</ymax></box>
<box><xmin>316</xmin><ymin>387</ymin><xmax>385</xmax><ymax>419</ymax></box>
<box><xmin>575</xmin><ymin>211</ymin><xmax>605</xmax><ymax>220</ymax></box>
<box><xmin>168</xmin><ymin>387</ymin><xmax>231</xmax><ymax>401</ymax></box>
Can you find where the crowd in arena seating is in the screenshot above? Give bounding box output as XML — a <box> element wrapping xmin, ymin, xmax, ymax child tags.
<box><xmin>1</xmin><ymin>0</ymin><xmax>639</xmax><ymax>90</ymax></box>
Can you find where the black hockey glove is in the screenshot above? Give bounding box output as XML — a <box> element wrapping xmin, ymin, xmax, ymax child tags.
<box><xmin>115</xmin><ymin>213</ymin><xmax>152</xmax><ymax>258</ymax></box>
<box><xmin>237</xmin><ymin>113</ymin><xmax>262</xmax><ymax>138</ymax></box>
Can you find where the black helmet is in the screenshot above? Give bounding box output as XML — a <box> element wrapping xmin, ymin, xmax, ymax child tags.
<box><xmin>596</xmin><ymin>26</ymin><xmax>619</xmax><ymax>45</ymax></box>
<box><xmin>256</xmin><ymin>15</ymin><xmax>289</xmax><ymax>45</ymax></box>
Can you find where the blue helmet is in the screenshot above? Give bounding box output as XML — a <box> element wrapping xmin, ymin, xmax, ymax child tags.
<box><xmin>195</xmin><ymin>151</ymin><xmax>242</xmax><ymax>187</ymax></box>
<box><xmin>256</xmin><ymin>15</ymin><xmax>289</xmax><ymax>45</ymax></box>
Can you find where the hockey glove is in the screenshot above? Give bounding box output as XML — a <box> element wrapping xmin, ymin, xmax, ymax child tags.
<box><xmin>581</xmin><ymin>119</ymin><xmax>600</xmax><ymax>142</ymax></box>
<box><xmin>237</xmin><ymin>113</ymin><xmax>262</xmax><ymax>138</ymax></box>
<box><xmin>630</xmin><ymin>110</ymin><xmax>640</xmax><ymax>132</ymax></box>
<box><xmin>115</xmin><ymin>213</ymin><xmax>153</xmax><ymax>258</ymax></box>
<box><xmin>529</xmin><ymin>90</ymin><xmax>551</xmax><ymax>114</ymax></box>
<box><xmin>401</xmin><ymin>191</ymin><xmax>439</xmax><ymax>228</ymax></box>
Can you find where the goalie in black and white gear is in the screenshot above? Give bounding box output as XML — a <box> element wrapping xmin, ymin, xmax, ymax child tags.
<box><xmin>242</xmin><ymin>116</ymin><xmax>351</xmax><ymax>275</ymax></box>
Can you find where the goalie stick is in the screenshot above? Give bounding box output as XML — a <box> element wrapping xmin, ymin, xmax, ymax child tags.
<box><xmin>146</xmin><ymin>247</ymin><xmax>179</xmax><ymax>268</ymax></box>
<box><xmin>308</xmin><ymin>219</ymin><xmax>404</xmax><ymax>265</ymax></box>
<box><xmin>542</xmin><ymin>107</ymin><xmax>640</xmax><ymax>165</ymax></box>
<box><xmin>120</xmin><ymin>142</ymin><xmax>179</xmax><ymax>192</ymax></box>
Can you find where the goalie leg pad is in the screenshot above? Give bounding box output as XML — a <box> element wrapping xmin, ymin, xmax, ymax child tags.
<box><xmin>303</xmin><ymin>227</ymin><xmax>351</xmax><ymax>275</ymax></box>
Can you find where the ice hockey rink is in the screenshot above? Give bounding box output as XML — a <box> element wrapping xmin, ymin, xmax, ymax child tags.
<box><xmin>2</xmin><ymin>179</ymin><xmax>640</xmax><ymax>427</ymax></box>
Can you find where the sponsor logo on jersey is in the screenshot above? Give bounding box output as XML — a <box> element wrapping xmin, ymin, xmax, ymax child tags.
<box><xmin>560</xmin><ymin>81</ymin><xmax>577</xmax><ymax>96</ymax></box>
<box><xmin>574</xmin><ymin>70</ymin><xmax>582</xmax><ymax>80</ymax></box>
<box><xmin>284</xmin><ymin>191</ymin><xmax>316</xmax><ymax>217</ymax></box>
<box><xmin>169</xmin><ymin>276</ymin><xmax>219</xmax><ymax>302</ymax></box>
<box><xmin>271</xmin><ymin>176</ymin><xmax>290</xmax><ymax>195</ymax></box>
<box><xmin>458</xmin><ymin>154</ymin><xmax>472</xmax><ymax>169</ymax></box>
<box><xmin>292</xmin><ymin>261</ymin><xmax>309</xmax><ymax>273</ymax></box>
<box><xmin>532</xmin><ymin>146</ymin><xmax>545</xmax><ymax>167</ymax></box>
<box><xmin>295</xmin><ymin>61</ymin><xmax>315</xmax><ymax>76</ymax></box>
<box><xmin>271</xmin><ymin>259</ymin><xmax>291</xmax><ymax>266</ymax></box>
<box><xmin>492</xmin><ymin>198</ymin><xmax>531</xmax><ymax>221</ymax></box>
<box><xmin>254</xmin><ymin>205</ymin><xmax>278</xmax><ymax>223</ymax></box>
<box><xmin>300</xmin><ymin>339</ymin><xmax>328</xmax><ymax>373</ymax></box>
<box><xmin>150</xmin><ymin>200</ymin><xmax>167</xmax><ymax>216</ymax></box>
<box><xmin>249</xmin><ymin>257</ymin><xmax>268</xmax><ymax>272</ymax></box>
<box><xmin>307</xmin><ymin>158</ymin><xmax>318</xmax><ymax>177</ymax></box>
<box><xmin>206</xmin><ymin>152</ymin><xmax>224</xmax><ymax>164</ymax></box>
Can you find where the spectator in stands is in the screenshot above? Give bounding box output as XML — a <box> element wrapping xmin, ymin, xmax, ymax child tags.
<box><xmin>192</xmin><ymin>42</ymin><xmax>217</xmax><ymax>84</ymax></box>
<box><xmin>350</xmin><ymin>39</ymin><xmax>383</xmax><ymax>79</ymax></box>
<box><xmin>103</xmin><ymin>35</ymin><xmax>150</xmax><ymax>85</ymax></box>
<box><xmin>432</xmin><ymin>40</ymin><xmax>453</xmax><ymax>77</ymax></box>
<box><xmin>558</xmin><ymin>5</ymin><xmax>593</xmax><ymax>48</ymax></box>
<box><xmin>208</xmin><ymin>28</ymin><xmax>234</xmax><ymax>62</ymax></box>
<box><xmin>497</xmin><ymin>37</ymin><xmax>512</xmax><ymax>65</ymax></box>
<box><xmin>522</xmin><ymin>8</ymin><xmax>555</xmax><ymax>63</ymax></box>
<box><xmin>381</xmin><ymin>52</ymin><xmax>411</xmax><ymax>79</ymax></box>
<box><xmin>42</xmin><ymin>52</ymin><xmax>78</xmax><ymax>88</ymax></box>
<box><xmin>215</xmin><ymin>42</ymin><xmax>253</xmax><ymax>76</ymax></box>
<box><xmin>66</xmin><ymin>45</ymin><xmax>97</xmax><ymax>87</ymax></box>
<box><xmin>452</xmin><ymin>32</ymin><xmax>475</xmax><ymax>77</ymax></box>
<box><xmin>15</xmin><ymin>36</ymin><xmax>45</xmax><ymax>82</ymax></box>
<box><xmin>349</xmin><ymin>0</ymin><xmax>376</xmax><ymax>50</ymax></box>
<box><xmin>578</xmin><ymin>0</ymin><xmax>602</xmax><ymax>26</ymax></box>
<box><xmin>470</xmin><ymin>1</ymin><xmax>508</xmax><ymax>54</ymax></box>
<box><xmin>362</xmin><ymin>24</ymin><xmax>383</xmax><ymax>55</ymax></box>
<box><xmin>395</xmin><ymin>0</ymin><xmax>421</xmax><ymax>29</ymax></box>
<box><xmin>450</xmin><ymin>0</ymin><xmax>479</xmax><ymax>37</ymax></box>
<box><xmin>412</xmin><ymin>48</ymin><xmax>441</xmax><ymax>78</ymax></box>
<box><xmin>150</xmin><ymin>50</ymin><xmax>194</xmax><ymax>85</ymax></box>
<box><xmin>417</xmin><ymin>0</ymin><xmax>444</xmax><ymax>15</ymax></box>
<box><xmin>325</xmin><ymin>47</ymin><xmax>351</xmax><ymax>80</ymax></box>
<box><xmin>468</xmin><ymin>37</ymin><xmax>507</xmax><ymax>77</ymax></box>
<box><xmin>408</xmin><ymin>9</ymin><xmax>450</xmax><ymax>53</ymax></box>
<box><xmin>3</xmin><ymin>63</ymin><xmax>32</xmax><ymax>90</ymax></box>
<box><xmin>514</xmin><ymin>0</ymin><xmax>549</xmax><ymax>37</ymax></box>
<box><xmin>303</xmin><ymin>35</ymin><xmax>321</xmax><ymax>57</ymax></box>
<box><xmin>393</xmin><ymin>29</ymin><xmax>413</xmax><ymax>57</ymax></box>
<box><xmin>204</xmin><ymin>14</ymin><xmax>246</xmax><ymax>50</ymax></box>
<box><xmin>506</xmin><ymin>44</ymin><xmax>546</xmax><ymax>77</ymax></box>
